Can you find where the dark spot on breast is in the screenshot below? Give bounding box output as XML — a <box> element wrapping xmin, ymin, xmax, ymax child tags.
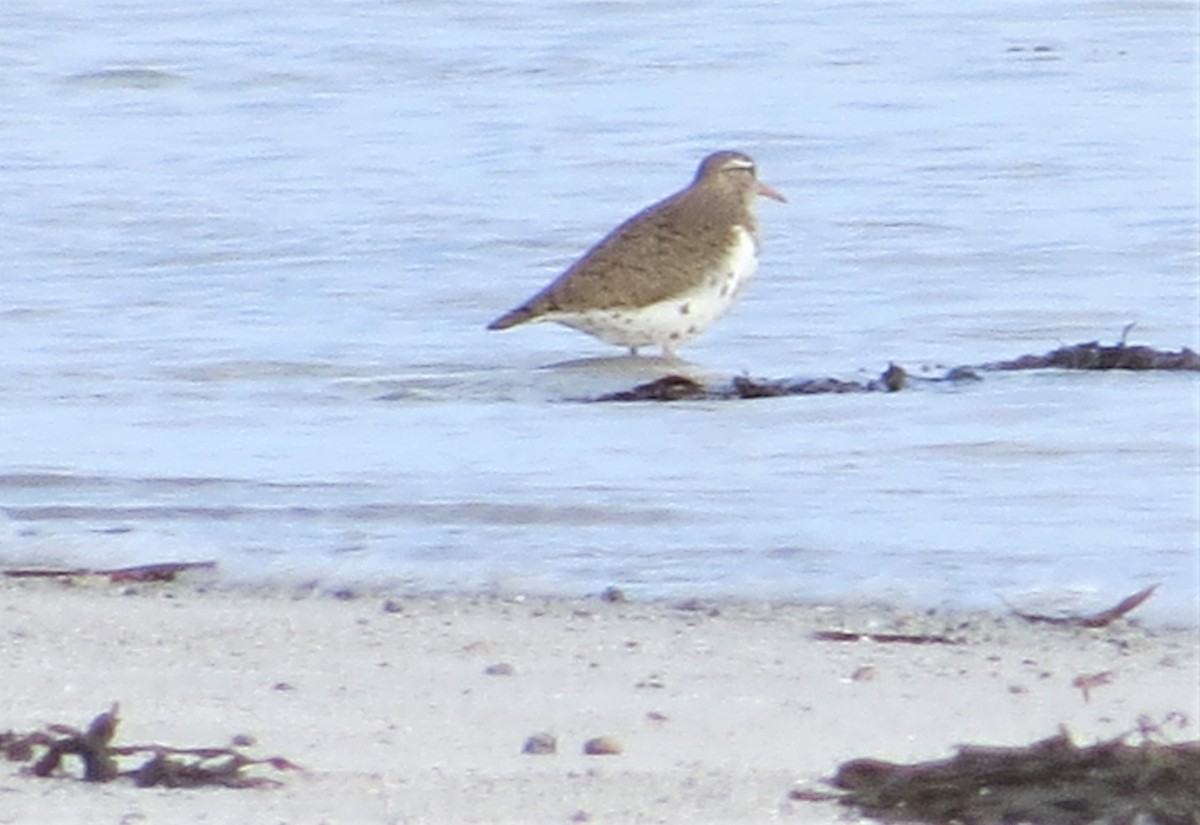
<box><xmin>679</xmin><ymin>303</ymin><xmax>691</xmax><ymax>315</ymax></box>
<box><xmin>669</xmin><ymin>332</ymin><xmax>681</xmax><ymax>340</ymax></box>
<box><xmin>687</xmin><ymin>325</ymin><xmax>698</xmax><ymax>335</ymax></box>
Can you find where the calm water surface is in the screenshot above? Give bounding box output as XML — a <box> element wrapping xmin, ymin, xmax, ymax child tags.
<box><xmin>1</xmin><ymin>1</ymin><xmax>1198</xmax><ymax>621</ymax></box>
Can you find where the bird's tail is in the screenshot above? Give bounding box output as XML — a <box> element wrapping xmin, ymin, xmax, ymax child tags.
<box><xmin>486</xmin><ymin>304</ymin><xmax>537</xmax><ymax>331</ymax></box>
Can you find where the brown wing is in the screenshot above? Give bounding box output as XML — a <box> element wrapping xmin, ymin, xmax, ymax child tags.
<box><xmin>488</xmin><ymin>191</ymin><xmax>739</xmax><ymax>329</ymax></box>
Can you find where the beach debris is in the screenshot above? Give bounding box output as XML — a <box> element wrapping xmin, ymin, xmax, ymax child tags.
<box><xmin>812</xmin><ymin>630</ymin><xmax>962</xmax><ymax>645</ymax></box>
<box><xmin>597</xmin><ymin>374</ymin><xmax>707</xmax><ymax>401</ymax></box>
<box><xmin>594</xmin><ymin>364</ymin><xmax>905</xmax><ymax>402</ymax></box>
<box><xmin>1007</xmin><ymin>584</ymin><xmax>1158</xmax><ymax>628</ymax></box>
<box><xmin>796</xmin><ymin>724</ymin><xmax>1200</xmax><ymax>825</ymax></box>
<box><xmin>582</xmin><ymin>736</ymin><xmax>623</xmax><ymax>756</ymax></box>
<box><xmin>850</xmin><ymin>665</ymin><xmax>877</xmax><ymax>682</ymax></box>
<box><xmin>1072</xmin><ymin>670</ymin><xmax>1115</xmax><ymax>703</ymax></box>
<box><xmin>599</xmin><ymin>586</ymin><xmax>627</xmax><ymax>603</ymax></box>
<box><xmin>1</xmin><ymin>706</ymin><xmax>299</xmax><ymax>789</ymax></box>
<box><xmin>483</xmin><ymin>662</ymin><xmax>515</xmax><ymax>676</ymax></box>
<box><xmin>978</xmin><ymin>339</ymin><xmax>1200</xmax><ymax>372</ymax></box>
<box><xmin>635</xmin><ymin>673</ymin><xmax>666</xmax><ymax>690</ymax></box>
<box><xmin>521</xmin><ymin>732</ymin><xmax>557</xmax><ymax>755</ymax></box>
<box><xmin>2</xmin><ymin>561</ymin><xmax>217</xmax><ymax>584</ymax></box>
<box><xmin>673</xmin><ymin>598</ymin><xmax>720</xmax><ymax>616</ymax></box>
<box><xmin>589</xmin><ymin>336</ymin><xmax>1197</xmax><ymax>402</ymax></box>
<box><xmin>25</xmin><ymin>703</ymin><xmax>121</xmax><ymax>782</ymax></box>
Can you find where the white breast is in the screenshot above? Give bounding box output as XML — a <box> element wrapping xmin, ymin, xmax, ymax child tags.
<box><xmin>559</xmin><ymin>225</ymin><xmax>761</xmax><ymax>353</ymax></box>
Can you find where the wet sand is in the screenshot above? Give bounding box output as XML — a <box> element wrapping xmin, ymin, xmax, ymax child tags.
<box><xmin>1</xmin><ymin>578</ymin><xmax>1196</xmax><ymax>823</ymax></box>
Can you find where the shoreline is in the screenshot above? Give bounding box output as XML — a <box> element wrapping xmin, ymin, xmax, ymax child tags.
<box><xmin>2</xmin><ymin>578</ymin><xmax>1197</xmax><ymax>823</ymax></box>
<box><xmin>5</xmin><ymin>558</ymin><xmax>1195</xmax><ymax>629</ymax></box>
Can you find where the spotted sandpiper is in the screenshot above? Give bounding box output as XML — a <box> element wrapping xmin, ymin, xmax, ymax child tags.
<box><xmin>487</xmin><ymin>150</ymin><xmax>786</xmax><ymax>358</ymax></box>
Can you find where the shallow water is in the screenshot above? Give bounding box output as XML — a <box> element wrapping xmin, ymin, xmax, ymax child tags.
<box><xmin>1</xmin><ymin>0</ymin><xmax>1198</xmax><ymax>621</ymax></box>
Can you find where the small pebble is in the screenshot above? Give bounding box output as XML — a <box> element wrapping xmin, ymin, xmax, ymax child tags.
<box><xmin>582</xmin><ymin>736</ymin><xmax>622</xmax><ymax>756</ymax></box>
<box><xmin>522</xmin><ymin>732</ymin><xmax>557</xmax><ymax>755</ymax></box>
<box><xmin>484</xmin><ymin>662</ymin><xmax>514</xmax><ymax>676</ymax></box>
<box><xmin>600</xmin><ymin>586</ymin><xmax>627</xmax><ymax>603</ymax></box>
<box><xmin>382</xmin><ymin>599</ymin><xmax>404</xmax><ymax>614</ymax></box>
<box><xmin>674</xmin><ymin>598</ymin><xmax>720</xmax><ymax>617</ymax></box>
<box><xmin>850</xmin><ymin>665</ymin><xmax>877</xmax><ymax>682</ymax></box>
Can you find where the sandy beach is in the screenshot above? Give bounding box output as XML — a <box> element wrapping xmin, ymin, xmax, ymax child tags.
<box><xmin>1</xmin><ymin>577</ymin><xmax>1196</xmax><ymax>824</ymax></box>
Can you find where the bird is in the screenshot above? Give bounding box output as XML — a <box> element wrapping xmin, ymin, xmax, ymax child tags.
<box><xmin>486</xmin><ymin>150</ymin><xmax>785</xmax><ymax>358</ymax></box>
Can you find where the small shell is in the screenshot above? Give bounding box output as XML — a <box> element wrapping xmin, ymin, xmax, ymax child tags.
<box><xmin>522</xmin><ymin>732</ymin><xmax>557</xmax><ymax>755</ymax></box>
<box><xmin>582</xmin><ymin>736</ymin><xmax>623</xmax><ymax>756</ymax></box>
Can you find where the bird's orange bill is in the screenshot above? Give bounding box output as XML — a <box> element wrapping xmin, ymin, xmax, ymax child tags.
<box><xmin>756</xmin><ymin>181</ymin><xmax>787</xmax><ymax>202</ymax></box>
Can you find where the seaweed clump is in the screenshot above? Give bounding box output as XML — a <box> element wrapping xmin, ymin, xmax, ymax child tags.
<box><xmin>979</xmin><ymin>341</ymin><xmax>1200</xmax><ymax>372</ymax></box>
<box><xmin>796</xmin><ymin>723</ymin><xmax>1200</xmax><ymax>825</ymax></box>
<box><xmin>592</xmin><ymin>336</ymin><xmax>1198</xmax><ymax>403</ymax></box>
<box><xmin>596</xmin><ymin>363</ymin><xmax>906</xmax><ymax>402</ymax></box>
<box><xmin>0</xmin><ymin>705</ymin><xmax>298</xmax><ymax>789</ymax></box>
